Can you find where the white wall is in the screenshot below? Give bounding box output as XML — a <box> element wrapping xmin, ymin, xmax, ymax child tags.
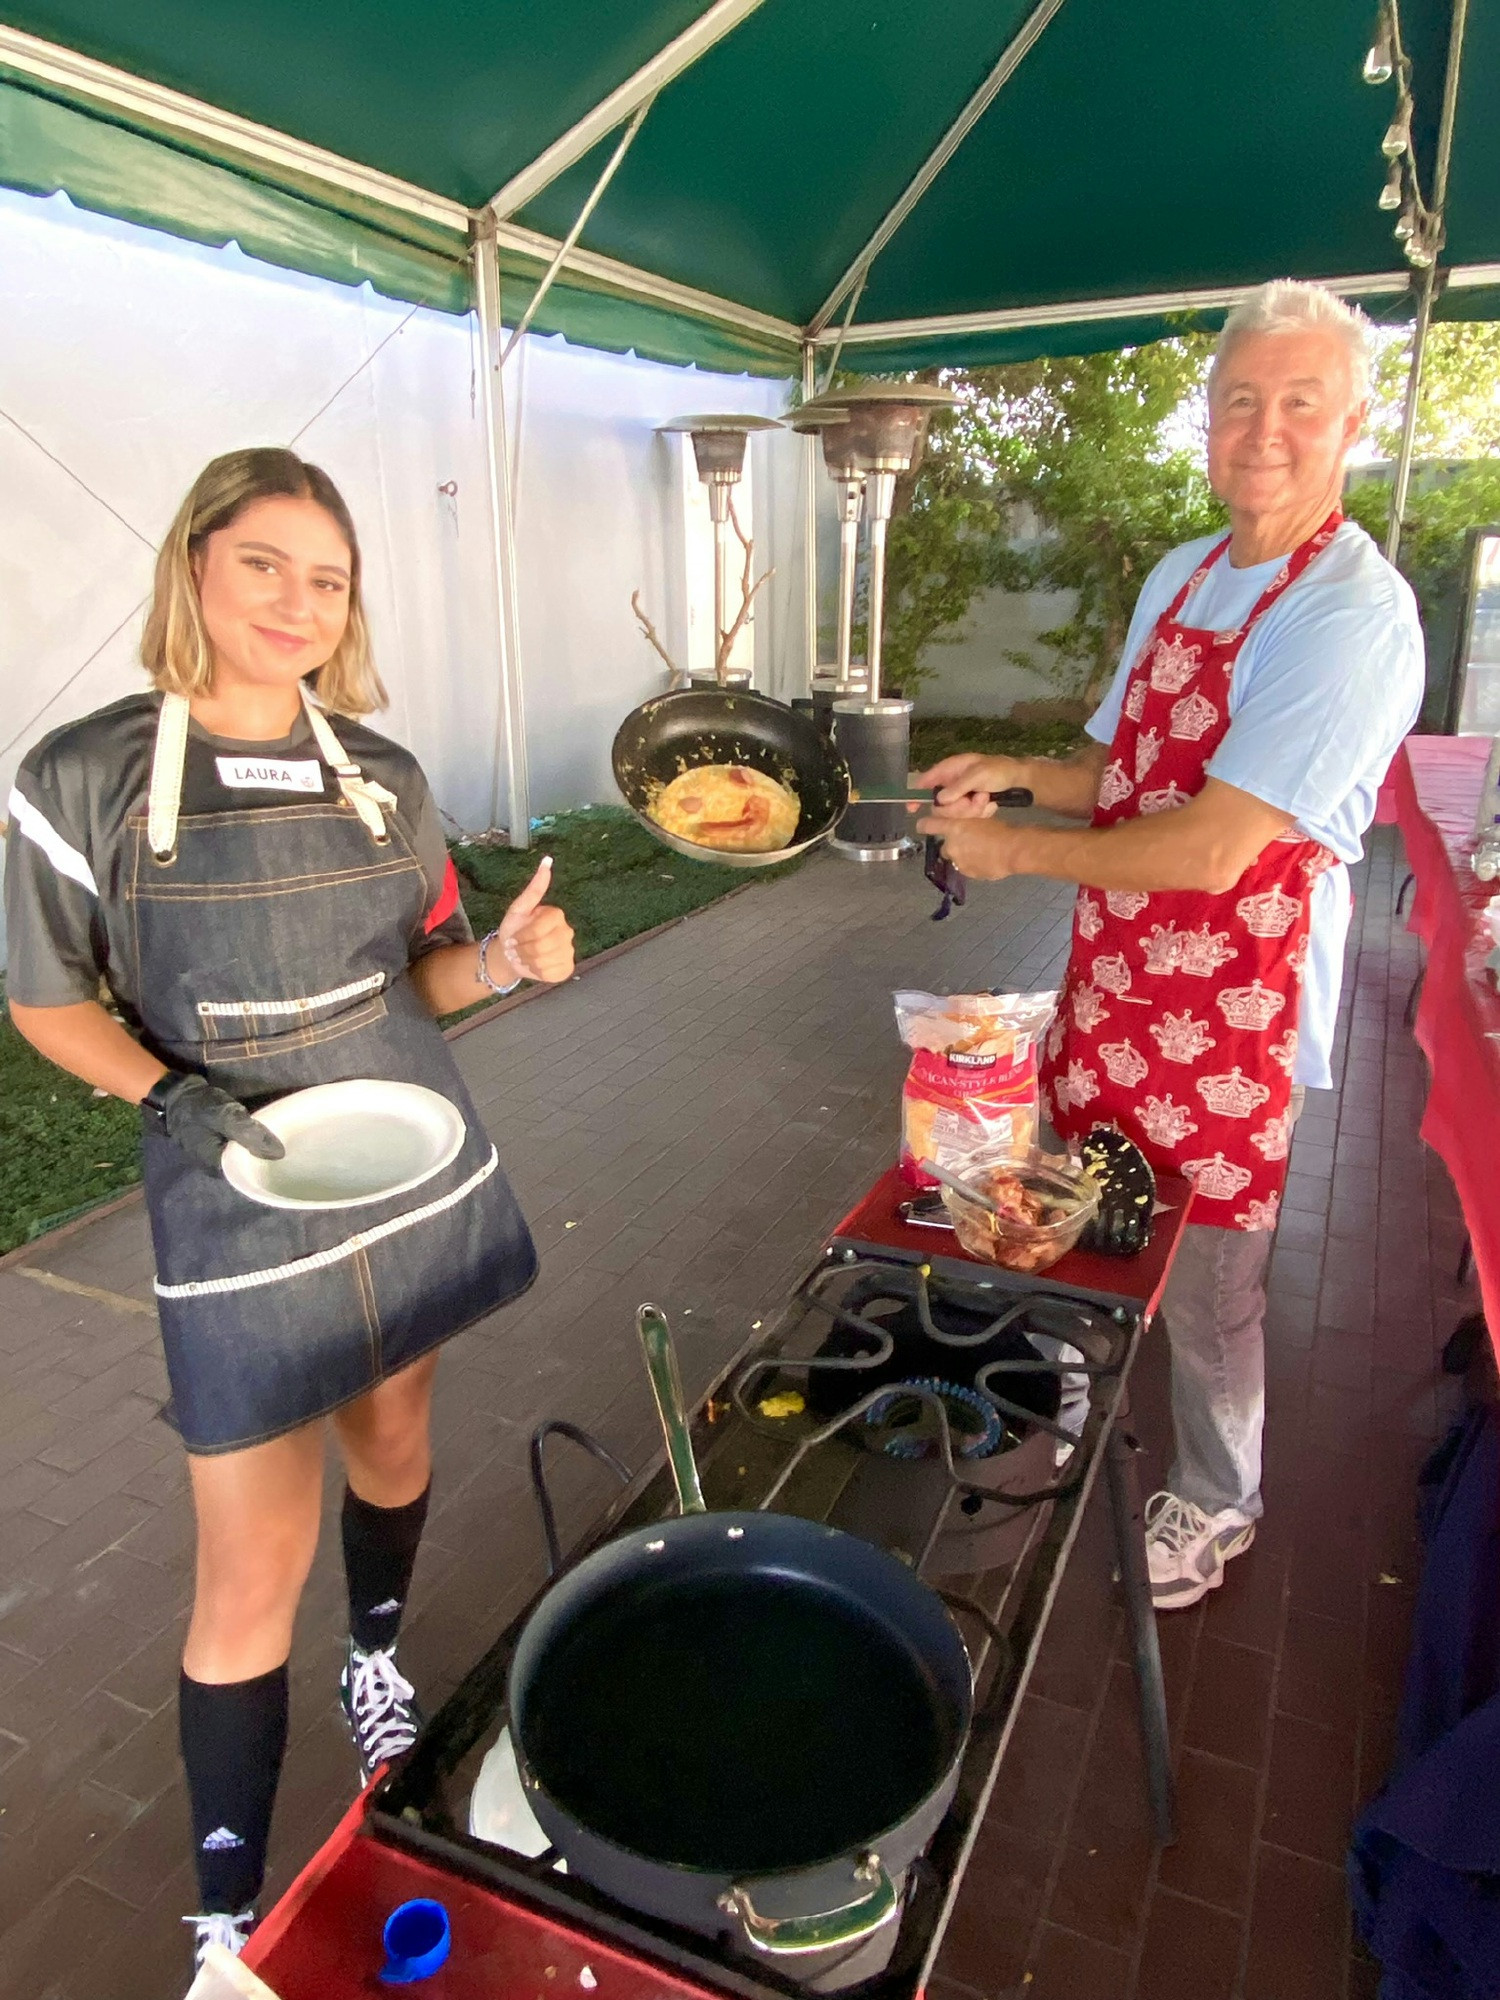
<box><xmin>909</xmin><ymin>577</ymin><xmax>1081</xmax><ymax>718</ymax></box>
<box><xmin>0</xmin><ymin>185</ymin><xmax>807</xmax><ymax>964</ymax></box>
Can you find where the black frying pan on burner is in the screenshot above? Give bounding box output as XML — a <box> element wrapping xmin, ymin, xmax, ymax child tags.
<box><xmin>611</xmin><ymin>687</ymin><xmax>850</xmax><ymax>869</ymax></box>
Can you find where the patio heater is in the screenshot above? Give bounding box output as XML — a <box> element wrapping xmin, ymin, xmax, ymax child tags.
<box><xmin>791</xmin><ymin>382</ymin><xmax>957</xmax><ymax>858</ymax></box>
<box><xmin>658</xmin><ymin>414</ymin><xmax>781</xmax><ymax>690</ymax></box>
<box><xmin>786</xmin><ymin>403</ymin><xmax>868</xmax><ymax>730</ymax></box>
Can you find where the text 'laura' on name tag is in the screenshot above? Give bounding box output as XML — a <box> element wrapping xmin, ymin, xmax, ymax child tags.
<box><xmin>215</xmin><ymin>757</ymin><xmax>325</xmax><ymax>794</ymax></box>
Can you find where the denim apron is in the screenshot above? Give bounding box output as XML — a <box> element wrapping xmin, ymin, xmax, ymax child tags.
<box><xmin>134</xmin><ymin>692</ymin><xmax>536</xmax><ymax>1454</ymax></box>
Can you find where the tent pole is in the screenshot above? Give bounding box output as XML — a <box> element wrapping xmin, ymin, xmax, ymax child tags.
<box><xmin>473</xmin><ymin>218</ymin><xmax>532</xmax><ymax>849</ymax></box>
<box><xmin>802</xmin><ymin>341</ymin><xmax>819</xmax><ymax>697</ymax></box>
<box><xmin>1384</xmin><ymin>0</ymin><xmax>1470</xmax><ymax>566</ymax></box>
<box><xmin>1384</xmin><ymin>273</ymin><xmax>1435</xmax><ymax>565</ymax></box>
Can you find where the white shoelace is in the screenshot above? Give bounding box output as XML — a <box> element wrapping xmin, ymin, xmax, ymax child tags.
<box><xmin>184</xmin><ymin>1908</ymin><xmax>255</xmax><ymax>1965</ymax></box>
<box><xmin>1144</xmin><ymin>1490</ymin><xmax>1213</xmax><ymax>1554</ymax></box>
<box><xmin>347</xmin><ymin>1647</ymin><xmax>419</xmax><ymax>1764</ymax></box>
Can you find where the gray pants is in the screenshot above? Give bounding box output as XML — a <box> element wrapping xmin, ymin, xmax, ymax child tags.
<box><xmin>1156</xmin><ymin>1084</ymin><xmax>1305</xmax><ymax>1522</ymax></box>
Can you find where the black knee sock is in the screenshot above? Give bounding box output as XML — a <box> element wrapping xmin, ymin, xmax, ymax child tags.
<box><xmin>179</xmin><ymin>1665</ymin><xmax>288</xmax><ymax>1914</ymax></box>
<box><xmin>341</xmin><ymin>1482</ymin><xmax>430</xmax><ymax>1654</ymax></box>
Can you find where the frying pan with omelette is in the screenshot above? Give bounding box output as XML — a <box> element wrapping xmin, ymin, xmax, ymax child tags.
<box><xmin>612</xmin><ymin>687</ymin><xmax>850</xmax><ymax>868</ymax></box>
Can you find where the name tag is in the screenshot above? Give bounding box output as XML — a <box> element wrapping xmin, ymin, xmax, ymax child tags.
<box><xmin>215</xmin><ymin>757</ymin><xmax>325</xmax><ymax>794</ymax></box>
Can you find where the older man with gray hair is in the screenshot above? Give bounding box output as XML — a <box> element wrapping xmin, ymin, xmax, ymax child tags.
<box><xmin>918</xmin><ymin>279</ymin><xmax>1424</xmax><ymax>1609</ymax></box>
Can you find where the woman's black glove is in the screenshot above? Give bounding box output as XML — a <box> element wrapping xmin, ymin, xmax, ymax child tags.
<box><xmin>143</xmin><ymin>1072</ymin><xmax>285</xmax><ymax>1175</ymax></box>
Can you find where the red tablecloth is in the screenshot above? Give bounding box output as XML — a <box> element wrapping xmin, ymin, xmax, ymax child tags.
<box><xmin>1392</xmin><ymin>736</ymin><xmax>1500</xmax><ymax>1356</ymax></box>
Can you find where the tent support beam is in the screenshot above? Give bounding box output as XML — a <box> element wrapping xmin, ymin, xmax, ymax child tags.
<box><xmin>807</xmin><ymin>0</ymin><xmax>1070</xmax><ymax>339</ymax></box>
<box><xmin>801</xmin><ymin>341</ymin><xmax>818</xmax><ymax>694</ymax></box>
<box><xmin>0</xmin><ymin>23</ymin><xmax>468</xmax><ymax>231</ymax></box>
<box><xmin>818</xmin><ymin>267</ymin><xmax>1499</xmax><ymax>351</ymax></box>
<box><xmin>492</xmin><ymin>219</ymin><xmax>801</xmax><ymax>349</ymax></box>
<box><xmin>488</xmin><ymin>0</ymin><xmax>769</xmax><ymax>219</ymax></box>
<box><xmin>500</xmin><ymin>97</ymin><xmax>653</xmax><ymax>366</ymax></box>
<box><xmin>0</xmin><ymin>24</ymin><xmax>798</xmax><ymax>359</ymax></box>
<box><xmin>1384</xmin><ymin>0</ymin><xmax>1470</xmax><ymax>566</ymax></box>
<box><xmin>473</xmin><ymin>219</ymin><xmax>532</xmax><ymax>848</ymax></box>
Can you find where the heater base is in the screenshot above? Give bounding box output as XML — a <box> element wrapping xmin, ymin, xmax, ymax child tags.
<box><xmin>829</xmin><ymin>837</ymin><xmax>916</xmax><ymax>863</ymax></box>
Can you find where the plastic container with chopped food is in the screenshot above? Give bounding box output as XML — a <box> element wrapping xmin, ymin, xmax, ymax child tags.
<box><xmin>938</xmin><ymin>1152</ymin><xmax>1101</xmax><ymax>1274</ymax></box>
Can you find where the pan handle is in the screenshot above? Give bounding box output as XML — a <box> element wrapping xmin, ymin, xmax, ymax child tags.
<box><xmin>719</xmin><ymin>1854</ymin><xmax>897</xmax><ymax>1956</ymax></box>
<box><xmin>637</xmin><ymin>1304</ymin><xmax>707</xmax><ymax>1516</ymax></box>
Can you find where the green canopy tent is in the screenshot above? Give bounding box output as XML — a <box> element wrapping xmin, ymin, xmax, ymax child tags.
<box><xmin>2</xmin><ymin>0</ymin><xmax>1490</xmax><ymax>834</ymax></box>
<box><xmin>2</xmin><ymin>0</ymin><xmax>1494</xmax><ymax>362</ymax></box>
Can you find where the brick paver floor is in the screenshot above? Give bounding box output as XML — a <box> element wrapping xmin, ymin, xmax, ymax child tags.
<box><xmin>0</xmin><ymin>827</ymin><xmax>1472</xmax><ymax>1999</ymax></box>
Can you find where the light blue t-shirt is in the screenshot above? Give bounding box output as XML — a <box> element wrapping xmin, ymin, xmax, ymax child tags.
<box><xmin>1086</xmin><ymin>521</ymin><xmax>1424</xmax><ymax>1088</ymax></box>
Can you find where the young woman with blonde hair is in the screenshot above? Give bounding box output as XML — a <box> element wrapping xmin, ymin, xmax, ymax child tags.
<box><xmin>5</xmin><ymin>447</ymin><xmax>572</xmax><ymax>1977</ymax></box>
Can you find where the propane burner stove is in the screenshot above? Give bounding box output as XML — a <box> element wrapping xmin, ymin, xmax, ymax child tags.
<box><xmin>368</xmin><ymin>1182</ymin><xmax>1184</xmax><ymax>2000</ymax></box>
<box><xmin>720</xmin><ymin>1256</ymin><xmax>1129</xmax><ymax>1577</ymax></box>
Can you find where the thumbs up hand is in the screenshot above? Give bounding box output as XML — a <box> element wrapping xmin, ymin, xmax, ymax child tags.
<box><xmin>496</xmin><ymin>857</ymin><xmax>575</xmax><ymax>985</ymax></box>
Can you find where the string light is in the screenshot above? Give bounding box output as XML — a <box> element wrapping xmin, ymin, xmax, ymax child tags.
<box><xmin>1365</xmin><ymin>2</ymin><xmax>1443</xmax><ymax>281</ymax></box>
<box><xmin>1363</xmin><ymin>7</ymin><xmax>1394</xmax><ymax>82</ymax></box>
<box><xmin>1382</xmin><ymin>94</ymin><xmax>1413</xmax><ymax>158</ymax></box>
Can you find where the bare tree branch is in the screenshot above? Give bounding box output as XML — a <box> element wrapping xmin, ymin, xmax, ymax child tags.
<box><xmin>716</xmin><ymin>494</ymin><xmax>775</xmax><ymax>682</ymax></box>
<box><xmin>631</xmin><ymin>589</ymin><xmax>684</xmax><ymax>684</ymax></box>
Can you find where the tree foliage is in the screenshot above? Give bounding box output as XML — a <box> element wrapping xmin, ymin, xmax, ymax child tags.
<box><xmin>874</xmin><ymin>318</ymin><xmax>1500</xmax><ymax>709</ymax></box>
<box><xmin>1345</xmin><ymin>460</ymin><xmax>1500</xmax><ymax>656</ymax></box>
<box><xmin>881</xmin><ymin>338</ymin><xmax>1223</xmax><ymax>699</ymax></box>
<box><xmin>1349</xmin><ymin>320</ymin><xmax>1500</xmax><ymax>686</ymax></box>
<box><xmin>1368</xmin><ymin>321</ymin><xmax>1500</xmax><ymax>462</ymax></box>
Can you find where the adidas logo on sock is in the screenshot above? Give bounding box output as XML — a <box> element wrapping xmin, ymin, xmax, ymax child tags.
<box><xmin>201</xmin><ymin>1827</ymin><xmax>245</xmax><ymax>1852</ymax></box>
<box><xmin>367</xmin><ymin>1598</ymin><xmax>403</xmax><ymax>1617</ymax></box>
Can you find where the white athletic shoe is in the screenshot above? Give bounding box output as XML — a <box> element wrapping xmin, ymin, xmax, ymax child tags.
<box><xmin>1144</xmin><ymin>1491</ymin><xmax>1256</xmax><ymax>1610</ymax></box>
<box><xmin>184</xmin><ymin>1907</ymin><xmax>256</xmax><ymax>1972</ymax></box>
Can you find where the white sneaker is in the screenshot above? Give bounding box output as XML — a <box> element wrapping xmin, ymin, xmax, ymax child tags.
<box><xmin>1144</xmin><ymin>1491</ymin><xmax>1255</xmax><ymax>1609</ymax></box>
<box><xmin>184</xmin><ymin>1907</ymin><xmax>256</xmax><ymax>1971</ymax></box>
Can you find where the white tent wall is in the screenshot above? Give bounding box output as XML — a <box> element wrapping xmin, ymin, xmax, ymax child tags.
<box><xmin>1</xmin><ymin>184</ymin><xmax>803</xmax><ymax>968</ymax></box>
<box><xmin>499</xmin><ymin>333</ymin><xmax>797</xmax><ymax>818</ymax></box>
<box><xmin>1</xmin><ymin>187</ymin><xmax>503</xmax><ymax>833</ymax></box>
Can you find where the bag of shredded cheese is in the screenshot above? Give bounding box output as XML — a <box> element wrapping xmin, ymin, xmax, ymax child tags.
<box><xmin>895</xmin><ymin>990</ymin><xmax>1058</xmax><ymax>1189</ymax></box>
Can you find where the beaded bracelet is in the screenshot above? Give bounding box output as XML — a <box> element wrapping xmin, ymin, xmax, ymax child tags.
<box><xmin>477</xmin><ymin>928</ymin><xmax>525</xmax><ymax>998</ymax></box>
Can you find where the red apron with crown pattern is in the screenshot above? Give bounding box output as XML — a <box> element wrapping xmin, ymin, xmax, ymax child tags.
<box><xmin>1037</xmin><ymin>513</ymin><xmax>1344</xmax><ymax>1232</ymax></box>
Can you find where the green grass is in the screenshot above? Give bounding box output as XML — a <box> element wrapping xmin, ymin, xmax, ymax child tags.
<box><xmin>909</xmin><ymin>716</ymin><xmax>1087</xmax><ymax>767</ymax></box>
<box><xmin>450</xmin><ymin>804</ymin><xmax>802</xmax><ymax>963</ymax></box>
<box><xmin>0</xmin><ymin>1019</ymin><xmax>145</xmax><ymax>1254</ymax></box>
<box><xmin>0</xmin><ymin>806</ymin><xmax>797</xmax><ymax>1253</ymax></box>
